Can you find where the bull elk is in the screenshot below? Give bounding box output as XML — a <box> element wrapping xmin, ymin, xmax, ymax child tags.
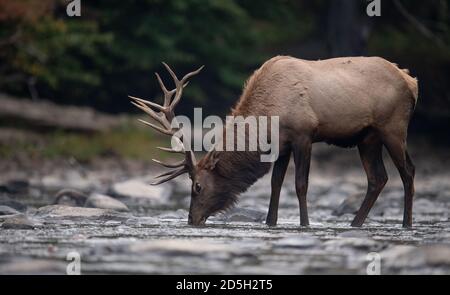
<box><xmin>129</xmin><ymin>56</ymin><xmax>418</xmax><ymax>228</ymax></box>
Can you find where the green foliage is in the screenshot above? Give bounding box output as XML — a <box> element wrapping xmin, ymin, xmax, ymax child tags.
<box><xmin>0</xmin><ymin>0</ymin><xmax>449</xmax><ymax>122</ymax></box>
<box><xmin>0</xmin><ymin>122</ymin><xmax>170</xmax><ymax>162</ymax></box>
<box><xmin>0</xmin><ymin>0</ymin><xmax>312</xmax><ymax>114</ymax></box>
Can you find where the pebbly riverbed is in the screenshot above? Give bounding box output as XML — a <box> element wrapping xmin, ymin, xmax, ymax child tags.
<box><xmin>0</xmin><ymin>143</ymin><xmax>449</xmax><ymax>275</ymax></box>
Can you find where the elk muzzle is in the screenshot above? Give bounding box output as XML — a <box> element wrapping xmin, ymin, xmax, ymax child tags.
<box><xmin>188</xmin><ymin>213</ymin><xmax>207</xmax><ymax>226</ymax></box>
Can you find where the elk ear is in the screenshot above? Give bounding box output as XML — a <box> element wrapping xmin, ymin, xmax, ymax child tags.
<box><xmin>204</xmin><ymin>152</ymin><xmax>220</xmax><ymax>170</ymax></box>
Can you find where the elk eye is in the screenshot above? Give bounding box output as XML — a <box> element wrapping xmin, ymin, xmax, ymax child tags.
<box><xmin>194</xmin><ymin>182</ymin><xmax>202</xmax><ymax>193</ymax></box>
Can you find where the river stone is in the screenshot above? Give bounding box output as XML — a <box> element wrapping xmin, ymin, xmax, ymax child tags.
<box><xmin>0</xmin><ymin>259</ymin><xmax>66</xmax><ymax>274</ymax></box>
<box><xmin>0</xmin><ymin>179</ymin><xmax>29</xmax><ymax>194</ymax></box>
<box><xmin>0</xmin><ymin>195</ymin><xmax>27</xmax><ymax>212</ymax></box>
<box><xmin>40</xmin><ymin>170</ymin><xmax>97</xmax><ymax>191</ymax></box>
<box><xmin>381</xmin><ymin>245</ymin><xmax>426</xmax><ymax>268</ymax></box>
<box><xmin>1</xmin><ymin>215</ymin><xmax>35</xmax><ymax>230</ymax></box>
<box><xmin>220</xmin><ymin>207</ymin><xmax>266</xmax><ymax>223</ymax></box>
<box><xmin>0</xmin><ymin>205</ymin><xmax>20</xmax><ymax>216</ymax></box>
<box><xmin>110</xmin><ymin>179</ymin><xmax>171</xmax><ymax>204</ymax></box>
<box><xmin>423</xmin><ymin>245</ymin><xmax>450</xmax><ymax>266</ymax></box>
<box><xmin>85</xmin><ymin>193</ymin><xmax>129</xmax><ymax>212</ymax></box>
<box><xmin>34</xmin><ymin>205</ymin><xmax>129</xmax><ymax>221</ymax></box>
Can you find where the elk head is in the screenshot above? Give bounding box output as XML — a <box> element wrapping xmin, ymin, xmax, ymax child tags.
<box><xmin>129</xmin><ymin>63</ymin><xmax>230</xmax><ymax>226</ymax></box>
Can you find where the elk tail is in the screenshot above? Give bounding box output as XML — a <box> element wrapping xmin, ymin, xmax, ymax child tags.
<box><xmin>398</xmin><ymin>66</ymin><xmax>419</xmax><ymax>109</ymax></box>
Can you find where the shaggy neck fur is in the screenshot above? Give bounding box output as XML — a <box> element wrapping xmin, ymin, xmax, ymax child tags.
<box><xmin>198</xmin><ymin>60</ymin><xmax>283</xmax><ymax>209</ymax></box>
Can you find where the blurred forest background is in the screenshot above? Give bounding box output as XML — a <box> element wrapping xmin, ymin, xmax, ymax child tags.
<box><xmin>0</xmin><ymin>0</ymin><xmax>449</xmax><ymax>162</ymax></box>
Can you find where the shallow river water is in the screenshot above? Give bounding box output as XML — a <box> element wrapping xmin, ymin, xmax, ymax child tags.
<box><xmin>1</xmin><ymin>144</ymin><xmax>449</xmax><ymax>274</ymax></box>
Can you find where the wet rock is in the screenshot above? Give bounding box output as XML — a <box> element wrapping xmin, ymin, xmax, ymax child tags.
<box><xmin>1</xmin><ymin>215</ymin><xmax>35</xmax><ymax>230</ymax></box>
<box><xmin>382</xmin><ymin>244</ymin><xmax>450</xmax><ymax>270</ymax></box>
<box><xmin>273</xmin><ymin>235</ymin><xmax>320</xmax><ymax>249</ymax></box>
<box><xmin>0</xmin><ymin>259</ymin><xmax>66</xmax><ymax>275</ymax></box>
<box><xmin>0</xmin><ymin>179</ymin><xmax>29</xmax><ymax>194</ymax></box>
<box><xmin>0</xmin><ymin>195</ymin><xmax>28</xmax><ymax>212</ymax></box>
<box><xmin>40</xmin><ymin>170</ymin><xmax>98</xmax><ymax>191</ymax></box>
<box><xmin>423</xmin><ymin>245</ymin><xmax>450</xmax><ymax>266</ymax></box>
<box><xmin>85</xmin><ymin>194</ymin><xmax>129</xmax><ymax>212</ymax></box>
<box><xmin>53</xmin><ymin>188</ymin><xmax>88</xmax><ymax>206</ymax></box>
<box><xmin>34</xmin><ymin>205</ymin><xmax>129</xmax><ymax>221</ymax></box>
<box><xmin>110</xmin><ymin>179</ymin><xmax>171</xmax><ymax>205</ymax></box>
<box><xmin>332</xmin><ymin>193</ymin><xmax>361</xmax><ymax>216</ymax></box>
<box><xmin>0</xmin><ymin>205</ymin><xmax>20</xmax><ymax>216</ymax></box>
<box><xmin>381</xmin><ymin>245</ymin><xmax>426</xmax><ymax>268</ymax></box>
<box><xmin>53</xmin><ymin>189</ymin><xmax>129</xmax><ymax>212</ymax></box>
<box><xmin>219</xmin><ymin>207</ymin><xmax>266</xmax><ymax>223</ymax></box>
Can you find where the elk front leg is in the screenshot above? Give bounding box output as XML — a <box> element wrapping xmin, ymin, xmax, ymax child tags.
<box><xmin>266</xmin><ymin>152</ymin><xmax>291</xmax><ymax>226</ymax></box>
<box><xmin>293</xmin><ymin>139</ymin><xmax>312</xmax><ymax>226</ymax></box>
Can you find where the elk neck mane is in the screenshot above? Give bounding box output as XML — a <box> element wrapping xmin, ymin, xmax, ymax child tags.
<box><xmin>197</xmin><ymin>58</ymin><xmax>288</xmax><ymax>204</ymax></box>
<box><xmin>232</xmin><ymin>55</ymin><xmax>291</xmax><ymax>115</ymax></box>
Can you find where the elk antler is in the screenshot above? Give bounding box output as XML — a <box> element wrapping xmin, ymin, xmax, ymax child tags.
<box><xmin>129</xmin><ymin>63</ymin><xmax>204</xmax><ymax>185</ymax></box>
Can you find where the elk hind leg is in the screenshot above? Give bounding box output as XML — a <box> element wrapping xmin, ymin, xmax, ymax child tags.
<box><xmin>351</xmin><ymin>135</ymin><xmax>388</xmax><ymax>227</ymax></box>
<box><xmin>382</xmin><ymin>133</ymin><xmax>415</xmax><ymax>228</ymax></box>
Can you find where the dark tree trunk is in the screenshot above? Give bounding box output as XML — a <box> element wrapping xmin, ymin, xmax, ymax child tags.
<box><xmin>327</xmin><ymin>0</ymin><xmax>369</xmax><ymax>57</ymax></box>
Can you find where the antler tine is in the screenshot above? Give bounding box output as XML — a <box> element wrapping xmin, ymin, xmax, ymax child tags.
<box><xmin>156</xmin><ymin>146</ymin><xmax>184</xmax><ymax>154</ymax></box>
<box><xmin>154</xmin><ymin>166</ymin><xmax>186</xmax><ymax>178</ymax></box>
<box><xmin>161</xmin><ymin>62</ymin><xmax>204</xmax><ymax>110</ymax></box>
<box><xmin>171</xmin><ymin>65</ymin><xmax>204</xmax><ymax>109</ymax></box>
<box><xmin>138</xmin><ymin>119</ymin><xmax>174</xmax><ymax>136</ymax></box>
<box><xmin>152</xmin><ymin>158</ymin><xmax>185</xmax><ymax>169</ymax></box>
<box><xmin>181</xmin><ymin>65</ymin><xmax>204</xmax><ymax>83</ymax></box>
<box><xmin>155</xmin><ymin>72</ymin><xmax>175</xmax><ymax>107</ymax></box>
<box><xmin>130</xmin><ymin>63</ymin><xmax>203</xmax><ymax>185</ymax></box>
<box><xmin>128</xmin><ymin>95</ymin><xmax>165</xmax><ymax>112</ymax></box>
<box><xmin>151</xmin><ymin>167</ymin><xmax>188</xmax><ymax>185</ymax></box>
<box><xmin>130</xmin><ymin>101</ymin><xmax>171</xmax><ymax>129</ymax></box>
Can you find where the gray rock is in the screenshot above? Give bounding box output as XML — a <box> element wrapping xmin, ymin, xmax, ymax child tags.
<box><xmin>0</xmin><ymin>259</ymin><xmax>66</xmax><ymax>275</ymax></box>
<box><xmin>381</xmin><ymin>245</ymin><xmax>426</xmax><ymax>268</ymax></box>
<box><xmin>0</xmin><ymin>179</ymin><xmax>29</xmax><ymax>194</ymax></box>
<box><xmin>1</xmin><ymin>215</ymin><xmax>35</xmax><ymax>230</ymax></box>
<box><xmin>0</xmin><ymin>195</ymin><xmax>27</xmax><ymax>212</ymax></box>
<box><xmin>220</xmin><ymin>207</ymin><xmax>266</xmax><ymax>223</ymax></box>
<box><xmin>40</xmin><ymin>171</ymin><xmax>98</xmax><ymax>191</ymax></box>
<box><xmin>110</xmin><ymin>179</ymin><xmax>171</xmax><ymax>204</ymax></box>
<box><xmin>382</xmin><ymin>245</ymin><xmax>450</xmax><ymax>269</ymax></box>
<box><xmin>34</xmin><ymin>205</ymin><xmax>129</xmax><ymax>221</ymax></box>
<box><xmin>0</xmin><ymin>205</ymin><xmax>20</xmax><ymax>216</ymax></box>
<box><xmin>423</xmin><ymin>245</ymin><xmax>450</xmax><ymax>266</ymax></box>
<box><xmin>53</xmin><ymin>188</ymin><xmax>88</xmax><ymax>206</ymax></box>
<box><xmin>85</xmin><ymin>193</ymin><xmax>129</xmax><ymax>212</ymax></box>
